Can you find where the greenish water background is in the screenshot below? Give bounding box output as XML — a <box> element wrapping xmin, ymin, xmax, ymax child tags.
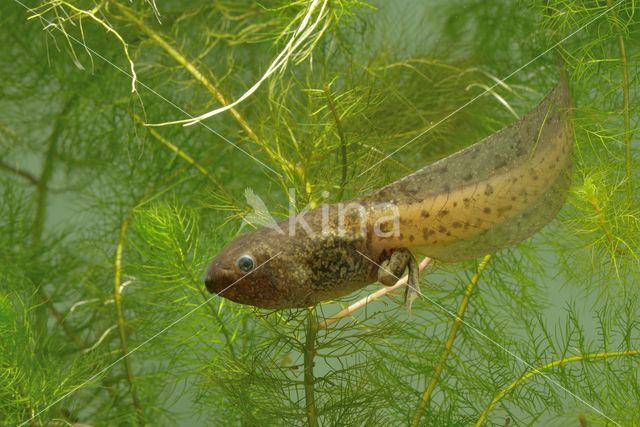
<box><xmin>2</xmin><ymin>0</ymin><xmax>638</xmax><ymax>425</ymax></box>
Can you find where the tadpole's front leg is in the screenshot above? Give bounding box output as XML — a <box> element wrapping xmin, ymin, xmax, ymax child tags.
<box><xmin>377</xmin><ymin>248</ymin><xmax>421</xmax><ymax>315</ymax></box>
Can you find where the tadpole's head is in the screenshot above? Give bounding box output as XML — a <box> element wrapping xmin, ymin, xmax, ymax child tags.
<box><xmin>204</xmin><ymin>227</ymin><xmax>310</xmax><ymax>309</ymax></box>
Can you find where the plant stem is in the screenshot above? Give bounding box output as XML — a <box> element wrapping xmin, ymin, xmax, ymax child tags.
<box><xmin>323</xmin><ymin>84</ymin><xmax>348</xmax><ymax>199</ymax></box>
<box><xmin>45</xmin><ymin>298</ymin><xmax>86</xmax><ymax>350</ymax></box>
<box><xmin>113</xmin><ymin>2</ymin><xmax>302</xmax><ymax>197</ymax></box>
<box><xmin>318</xmin><ymin>257</ymin><xmax>432</xmax><ymax>330</ymax></box>
<box><xmin>184</xmin><ymin>265</ymin><xmax>238</xmax><ymax>360</ymax></box>
<box><xmin>133</xmin><ymin>113</ymin><xmax>236</xmax><ymax>203</ymax></box>
<box><xmin>31</xmin><ymin>99</ymin><xmax>78</xmax><ymax>340</ymax></box>
<box><xmin>113</xmin><ymin>2</ymin><xmax>298</xmax><ymax>191</ymax></box>
<box><xmin>38</xmin><ymin>1</ymin><xmax>137</xmax><ymax>92</ymax></box>
<box><xmin>606</xmin><ymin>0</ymin><xmax>633</xmax><ymax>196</ymax></box>
<box><xmin>112</xmin><ymin>2</ymin><xmax>258</xmax><ymax>143</ymax></box>
<box><xmin>32</xmin><ymin>96</ymin><xmax>77</xmax><ymax>244</ymax></box>
<box><xmin>32</xmin><ymin>133</ymin><xmax>57</xmax><ymax>246</ymax></box>
<box><xmin>0</xmin><ymin>160</ymin><xmax>39</xmax><ymax>185</ymax></box>
<box><xmin>304</xmin><ymin>307</ymin><xmax>318</xmax><ymax>427</ymax></box>
<box><xmin>113</xmin><ymin>217</ymin><xmax>145</xmax><ymax>424</ymax></box>
<box><xmin>411</xmin><ymin>254</ymin><xmax>492</xmax><ymax>427</ymax></box>
<box><xmin>579</xmin><ymin>415</ymin><xmax>588</xmax><ymax>427</ymax></box>
<box><xmin>475</xmin><ymin>349</ymin><xmax>640</xmax><ymax>426</ymax></box>
<box><xmin>588</xmin><ymin>195</ymin><xmax>626</xmax><ymax>255</ymax></box>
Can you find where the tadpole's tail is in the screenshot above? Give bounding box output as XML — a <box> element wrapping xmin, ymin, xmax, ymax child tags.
<box><xmin>367</xmin><ymin>69</ymin><xmax>574</xmax><ymax>263</ymax></box>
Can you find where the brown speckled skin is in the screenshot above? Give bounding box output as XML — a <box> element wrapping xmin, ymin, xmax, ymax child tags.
<box><xmin>205</xmin><ymin>75</ymin><xmax>573</xmax><ymax>309</ymax></box>
<box><xmin>205</xmin><ymin>213</ymin><xmax>377</xmax><ymax>308</ymax></box>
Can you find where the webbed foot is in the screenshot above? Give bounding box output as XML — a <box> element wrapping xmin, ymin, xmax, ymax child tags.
<box><xmin>404</xmin><ymin>253</ymin><xmax>421</xmax><ymax>317</ymax></box>
<box><xmin>378</xmin><ymin>249</ymin><xmax>412</xmax><ymax>286</ymax></box>
<box><xmin>377</xmin><ymin>249</ymin><xmax>421</xmax><ymax>316</ymax></box>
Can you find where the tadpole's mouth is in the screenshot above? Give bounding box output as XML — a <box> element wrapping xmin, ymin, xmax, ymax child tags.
<box><xmin>204</xmin><ymin>258</ymin><xmax>234</xmax><ymax>294</ymax></box>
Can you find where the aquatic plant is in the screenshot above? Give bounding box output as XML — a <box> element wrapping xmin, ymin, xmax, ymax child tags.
<box><xmin>1</xmin><ymin>0</ymin><xmax>638</xmax><ymax>425</ymax></box>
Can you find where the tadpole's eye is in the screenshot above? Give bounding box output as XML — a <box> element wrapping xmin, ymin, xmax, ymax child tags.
<box><xmin>235</xmin><ymin>255</ymin><xmax>256</xmax><ymax>273</ymax></box>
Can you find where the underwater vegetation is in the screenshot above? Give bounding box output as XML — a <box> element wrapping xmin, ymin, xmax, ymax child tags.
<box><xmin>1</xmin><ymin>0</ymin><xmax>639</xmax><ymax>425</ymax></box>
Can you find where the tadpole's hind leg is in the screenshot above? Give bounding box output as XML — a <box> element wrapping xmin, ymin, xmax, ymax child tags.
<box><xmin>377</xmin><ymin>248</ymin><xmax>422</xmax><ymax>316</ymax></box>
<box><xmin>404</xmin><ymin>254</ymin><xmax>421</xmax><ymax>317</ymax></box>
<box><xmin>378</xmin><ymin>249</ymin><xmax>412</xmax><ymax>286</ymax></box>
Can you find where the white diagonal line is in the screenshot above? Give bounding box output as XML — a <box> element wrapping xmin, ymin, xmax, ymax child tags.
<box><xmin>357</xmin><ymin>0</ymin><xmax>625</xmax><ymax>177</ymax></box>
<box><xmin>19</xmin><ymin>251</ymin><xmax>282</xmax><ymax>426</ymax></box>
<box><xmin>13</xmin><ymin>0</ymin><xmax>280</xmax><ymax>177</ymax></box>
<box><xmin>355</xmin><ymin>250</ymin><xmax>621</xmax><ymax>426</ymax></box>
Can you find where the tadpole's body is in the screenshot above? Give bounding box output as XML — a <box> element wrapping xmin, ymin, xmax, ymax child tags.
<box><xmin>205</xmin><ymin>75</ymin><xmax>573</xmax><ymax>309</ymax></box>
